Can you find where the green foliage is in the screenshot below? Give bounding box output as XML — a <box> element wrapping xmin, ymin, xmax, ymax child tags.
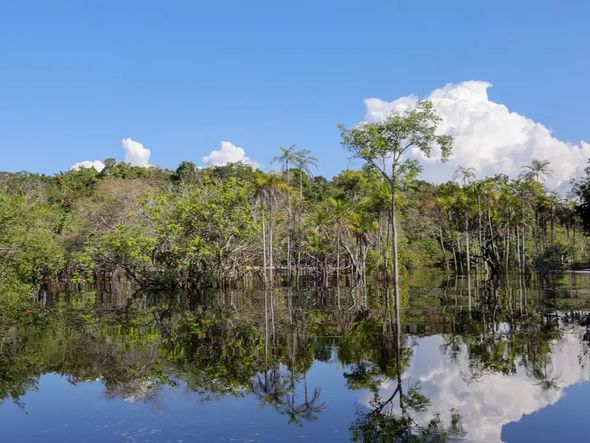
<box><xmin>339</xmin><ymin>101</ymin><xmax>453</xmax><ymax>180</ymax></box>
<box><xmin>575</xmin><ymin>165</ymin><xmax>590</xmax><ymax>234</ymax></box>
<box><xmin>0</xmin><ymin>193</ymin><xmax>65</xmax><ymax>282</ymax></box>
<box><xmin>534</xmin><ymin>244</ymin><xmax>571</xmax><ymax>274</ymax></box>
<box><xmin>0</xmin><ymin>269</ymin><xmax>35</xmax><ymax>324</ymax></box>
<box><xmin>0</xmin><ymin>131</ymin><xmax>588</xmax><ymax>291</ymax></box>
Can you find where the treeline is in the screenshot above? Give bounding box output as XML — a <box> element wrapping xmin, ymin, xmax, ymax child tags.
<box><xmin>0</xmin><ymin>154</ymin><xmax>587</xmax><ymax>289</ymax></box>
<box><xmin>0</xmin><ymin>103</ymin><xmax>589</xmax><ymax>290</ymax></box>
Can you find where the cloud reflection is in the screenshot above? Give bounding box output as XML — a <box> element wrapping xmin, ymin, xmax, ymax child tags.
<box><xmin>359</xmin><ymin>328</ymin><xmax>590</xmax><ymax>443</ymax></box>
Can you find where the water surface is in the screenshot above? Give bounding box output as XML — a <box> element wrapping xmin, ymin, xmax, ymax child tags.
<box><xmin>1</xmin><ymin>272</ymin><xmax>590</xmax><ymax>442</ymax></box>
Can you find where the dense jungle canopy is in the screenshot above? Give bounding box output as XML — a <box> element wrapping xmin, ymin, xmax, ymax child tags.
<box><xmin>1</xmin><ymin>103</ymin><xmax>590</xmax><ymax>303</ymax></box>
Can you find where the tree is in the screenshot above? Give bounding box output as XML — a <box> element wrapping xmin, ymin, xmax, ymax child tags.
<box><xmin>574</xmin><ymin>161</ymin><xmax>590</xmax><ymax>234</ymax></box>
<box><xmin>172</xmin><ymin>161</ymin><xmax>198</xmax><ymax>184</ymax></box>
<box><xmin>521</xmin><ymin>159</ymin><xmax>552</xmax><ymax>183</ymax></box>
<box><xmin>254</xmin><ymin>172</ymin><xmax>289</xmax><ymax>286</ymax></box>
<box><xmin>293</xmin><ymin>148</ymin><xmax>318</xmax><ymax>278</ymax></box>
<box><xmin>272</xmin><ymin>145</ymin><xmax>298</xmax><ymax>282</ymax></box>
<box><xmin>327</xmin><ymin>197</ymin><xmax>349</xmax><ymax>287</ymax></box>
<box><xmin>453</xmin><ymin>166</ymin><xmax>476</xmax><ymax>278</ymax></box>
<box><xmin>340</xmin><ymin>100</ymin><xmax>453</xmax><ymax>327</ymax></box>
<box><xmin>293</xmin><ymin>149</ymin><xmax>318</xmax><ymax>202</ymax></box>
<box><xmin>453</xmin><ymin>166</ymin><xmax>475</xmax><ymax>187</ymax></box>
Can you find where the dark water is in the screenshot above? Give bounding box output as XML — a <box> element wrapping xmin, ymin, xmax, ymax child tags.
<box><xmin>1</xmin><ymin>271</ymin><xmax>590</xmax><ymax>442</ymax></box>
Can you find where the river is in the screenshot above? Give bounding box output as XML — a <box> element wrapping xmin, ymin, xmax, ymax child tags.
<box><xmin>1</xmin><ymin>271</ymin><xmax>589</xmax><ymax>442</ymax></box>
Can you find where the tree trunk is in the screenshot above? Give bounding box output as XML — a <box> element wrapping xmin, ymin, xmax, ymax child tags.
<box><xmin>523</xmin><ymin>225</ymin><xmax>528</xmax><ymax>270</ymax></box>
<box><xmin>269</xmin><ymin>198</ymin><xmax>274</xmax><ymax>286</ymax></box>
<box><xmin>286</xmin><ymin>159</ymin><xmax>292</xmax><ymax>283</ymax></box>
<box><xmin>465</xmin><ymin>213</ymin><xmax>472</xmax><ymax>314</ymax></box>
<box><xmin>550</xmin><ymin>205</ymin><xmax>555</xmax><ymax>245</ymax></box>
<box><xmin>456</xmin><ymin>232</ymin><xmax>464</xmax><ymax>274</ymax></box>
<box><xmin>336</xmin><ymin>228</ymin><xmax>341</xmax><ymax>285</ymax></box>
<box><xmin>297</xmin><ymin>170</ymin><xmax>303</xmax><ymax>281</ymax></box>
<box><xmin>262</xmin><ymin>205</ymin><xmax>268</xmax><ymax>285</ymax></box>
<box><xmin>465</xmin><ymin>215</ymin><xmax>471</xmax><ymax>276</ymax></box>
<box><xmin>488</xmin><ymin>208</ymin><xmax>500</xmax><ymax>266</ymax></box>
<box><xmin>505</xmin><ymin>223</ymin><xmax>510</xmax><ymax>270</ymax></box>
<box><xmin>299</xmin><ymin>169</ymin><xmax>303</xmax><ymax>202</ymax></box>
<box><xmin>439</xmin><ymin>224</ymin><xmax>449</xmax><ymax>272</ymax></box>
<box><xmin>573</xmin><ymin>221</ymin><xmax>576</xmax><ymax>244</ymax></box>
<box><xmin>390</xmin><ymin>165</ymin><xmax>401</xmax><ymax>330</ymax></box>
<box><xmin>449</xmin><ymin>212</ymin><xmax>458</xmax><ymax>273</ymax></box>
<box><xmin>478</xmin><ymin>192</ymin><xmax>483</xmax><ymax>263</ymax></box>
<box><xmin>516</xmin><ymin>224</ymin><xmax>522</xmax><ymax>272</ymax></box>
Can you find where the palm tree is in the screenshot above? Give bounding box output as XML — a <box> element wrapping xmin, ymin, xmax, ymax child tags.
<box><xmin>293</xmin><ymin>149</ymin><xmax>318</xmax><ymax>279</ymax></box>
<box><xmin>453</xmin><ymin>165</ymin><xmax>476</xmax><ymax>187</ymax></box>
<box><xmin>453</xmin><ymin>166</ymin><xmax>476</xmax><ymax>279</ymax></box>
<box><xmin>254</xmin><ymin>172</ymin><xmax>288</xmax><ymax>286</ymax></box>
<box><xmin>252</xmin><ymin>367</ymin><xmax>291</xmax><ymax>410</ymax></box>
<box><xmin>272</xmin><ymin>145</ymin><xmax>298</xmax><ymax>181</ymax></box>
<box><xmin>521</xmin><ymin>159</ymin><xmax>552</xmax><ymax>183</ymax></box>
<box><xmin>327</xmin><ymin>197</ymin><xmax>349</xmax><ymax>287</ymax></box>
<box><xmin>272</xmin><ymin>145</ymin><xmax>298</xmax><ymax>281</ymax></box>
<box><xmin>293</xmin><ymin>149</ymin><xmax>318</xmax><ymax>201</ymax></box>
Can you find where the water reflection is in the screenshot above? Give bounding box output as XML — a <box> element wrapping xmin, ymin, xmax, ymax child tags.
<box><xmin>1</xmin><ymin>272</ymin><xmax>590</xmax><ymax>442</ymax></box>
<box><xmin>363</xmin><ymin>328</ymin><xmax>590</xmax><ymax>442</ymax></box>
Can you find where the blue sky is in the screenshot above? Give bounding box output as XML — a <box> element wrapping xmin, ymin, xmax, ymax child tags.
<box><xmin>1</xmin><ymin>0</ymin><xmax>589</xmax><ymax>180</ymax></box>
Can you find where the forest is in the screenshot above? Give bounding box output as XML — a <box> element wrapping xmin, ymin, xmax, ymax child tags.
<box><xmin>1</xmin><ymin>100</ymin><xmax>590</xmax><ymax>306</ymax></box>
<box><xmin>2</xmin><ymin>99</ymin><xmax>590</xmax><ymax>442</ymax></box>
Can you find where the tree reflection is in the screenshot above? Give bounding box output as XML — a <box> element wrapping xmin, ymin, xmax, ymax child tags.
<box><xmin>350</xmin><ymin>383</ymin><xmax>445</xmax><ymax>443</ymax></box>
<box><xmin>348</xmin><ymin>291</ymin><xmax>450</xmax><ymax>442</ymax></box>
<box><xmin>252</xmin><ymin>287</ymin><xmax>325</xmax><ymax>424</ymax></box>
<box><xmin>0</xmin><ymin>273</ymin><xmax>589</xmax><ymax>440</ymax></box>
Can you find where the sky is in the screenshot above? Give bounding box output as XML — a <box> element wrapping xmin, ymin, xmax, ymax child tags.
<box><xmin>1</xmin><ymin>0</ymin><xmax>589</xmax><ymax>187</ymax></box>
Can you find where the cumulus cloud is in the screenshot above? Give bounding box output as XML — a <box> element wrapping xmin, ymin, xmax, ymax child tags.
<box><xmin>70</xmin><ymin>137</ymin><xmax>151</xmax><ymax>172</ymax></box>
<box><xmin>202</xmin><ymin>141</ymin><xmax>259</xmax><ymax>167</ymax></box>
<box><xmin>121</xmin><ymin>137</ymin><xmax>151</xmax><ymax>167</ymax></box>
<box><xmin>364</xmin><ymin>81</ymin><xmax>590</xmax><ymax>189</ymax></box>
<box><xmin>70</xmin><ymin>160</ymin><xmax>105</xmax><ymax>172</ymax></box>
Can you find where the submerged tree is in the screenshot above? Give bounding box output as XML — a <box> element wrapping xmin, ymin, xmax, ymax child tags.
<box><xmin>340</xmin><ymin>100</ymin><xmax>453</xmax><ymax>323</ymax></box>
<box><xmin>254</xmin><ymin>172</ymin><xmax>289</xmax><ymax>286</ymax></box>
<box><xmin>293</xmin><ymin>148</ymin><xmax>318</xmax><ymax>280</ymax></box>
<box><xmin>453</xmin><ymin>166</ymin><xmax>475</xmax><ymax>280</ymax></box>
<box><xmin>272</xmin><ymin>145</ymin><xmax>298</xmax><ymax>281</ymax></box>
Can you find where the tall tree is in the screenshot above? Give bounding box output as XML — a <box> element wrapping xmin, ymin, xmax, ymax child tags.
<box><xmin>293</xmin><ymin>149</ymin><xmax>318</xmax><ymax>201</ymax></box>
<box><xmin>293</xmin><ymin>148</ymin><xmax>318</xmax><ymax>279</ymax></box>
<box><xmin>454</xmin><ymin>166</ymin><xmax>475</xmax><ymax>277</ymax></box>
<box><xmin>272</xmin><ymin>145</ymin><xmax>298</xmax><ymax>282</ymax></box>
<box><xmin>453</xmin><ymin>166</ymin><xmax>476</xmax><ymax>187</ymax></box>
<box><xmin>254</xmin><ymin>172</ymin><xmax>288</xmax><ymax>286</ymax></box>
<box><xmin>521</xmin><ymin>159</ymin><xmax>552</xmax><ymax>183</ymax></box>
<box><xmin>339</xmin><ymin>100</ymin><xmax>453</xmax><ymax>327</ymax></box>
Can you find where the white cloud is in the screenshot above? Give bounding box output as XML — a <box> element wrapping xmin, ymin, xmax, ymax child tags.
<box><xmin>70</xmin><ymin>160</ymin><xmax>105</xmax><ymax>172</ymax></box>
<box><xmin>364</xmin><ymin>81</ymin><xmax>590</xmax><ymax>189</ymax></box>
<box><xmin>69</xmin><ymin>137</ymin><xmax>151</xmax><ymax>172</ymax></box>
<box><xmin>121</xmin><ymin>137</ymin><xmax>151</xmax><ymax>167</ymax></box>
<box><xmin>202</xmin><ymin>141</ymin><xmax>258</xmax><ymax>167</ymax></box>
